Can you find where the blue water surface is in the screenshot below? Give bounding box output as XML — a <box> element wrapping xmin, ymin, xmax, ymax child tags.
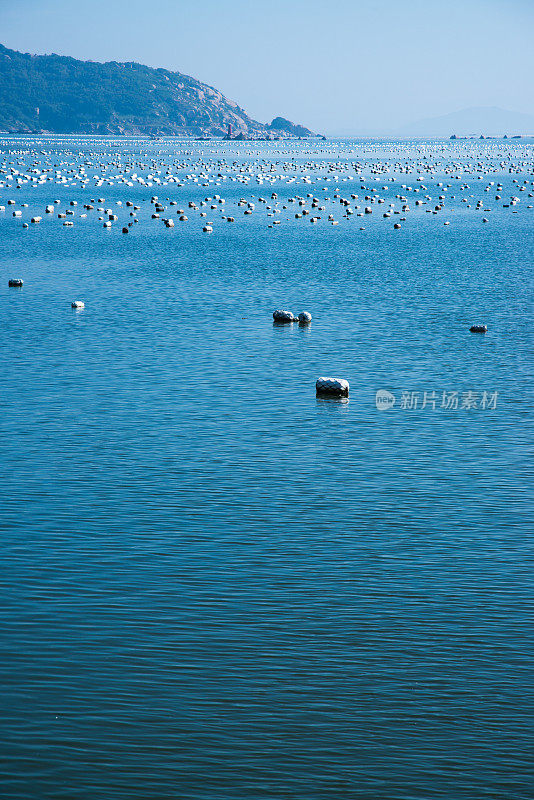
<box><xmin>0</xmin><ymin>137</ymin><xmax>532</xmax><ymax>800</ymax></box>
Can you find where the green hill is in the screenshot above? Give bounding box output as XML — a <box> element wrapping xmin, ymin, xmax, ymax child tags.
<box><xmin>0</xmin><ymin>43</ymin><xmax>311</xmax><ymax>137</ymax></box>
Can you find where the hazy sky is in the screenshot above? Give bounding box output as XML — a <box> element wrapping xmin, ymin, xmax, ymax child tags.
<box><xmin>1</xmin><ymin>0</ymin><xmax>533</xmax><ymax>134</ymax></box>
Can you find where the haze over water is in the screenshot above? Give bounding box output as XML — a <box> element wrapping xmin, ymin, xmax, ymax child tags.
<box><xmin>1</xmin><ymin>136</ymin><xmax>532</xmax><ymax>799</ymax></box>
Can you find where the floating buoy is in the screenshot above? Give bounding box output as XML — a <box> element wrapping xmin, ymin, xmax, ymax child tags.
<box><xmin>71</xmin><ymin>301</ymin><xmax>85</xmax><ymax>309</ymax></box>
<box><xmin>273</xmin><ymin>310</ymin><xmax>295</xmax><ymax>323</ymax></box>
<box><xmin>469</xmin><ymin>325</ymin><xmax>487</xmax><ymax>333</ymax></box>
<box><xmin>8</xmin><ymin>278</ymin><xmax>23</xmax><ymax>287</ymax></box>
<box><xmin>298</xmin><ymin>311</ymin><xmax>312</xmax><ymax>324</ymax></box>
<box><xmin>316</xmin><ymin>377</ymin><xmax>349</xmax><ymax>397</ymax></box>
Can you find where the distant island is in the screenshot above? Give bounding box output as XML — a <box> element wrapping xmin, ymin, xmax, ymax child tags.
<box><xmin>397</xmin><ymin>106</ymin><xmax>534</xmax><ymax>138</ymax></box>
<box><xmin>0</xmin><ymin>43</ymin><xmax>313</xmax><ymax>138</ymax></box>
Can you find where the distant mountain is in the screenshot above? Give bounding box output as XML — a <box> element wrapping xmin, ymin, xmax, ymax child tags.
<box><xmin>397</xmin><ymin>106</ymin><xmax>534</xmax><ymax>137</ymax></box>
<box><xmin>0</xmin><ymin>43</ymin><xmax>312</xmax><ymax>137</ymax></box>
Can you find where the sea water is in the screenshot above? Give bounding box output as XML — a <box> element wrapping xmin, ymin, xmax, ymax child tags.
<box><xmin>0</xmin><ymin>137</ymin><xmax>532</xmax><ymax>799</ymax></box>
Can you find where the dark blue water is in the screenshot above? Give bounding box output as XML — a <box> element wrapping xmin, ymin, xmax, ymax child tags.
<box><xmin>1</xmin><ymin>137</ymin><xmax>532</xmax><ymax>799</ymax></box>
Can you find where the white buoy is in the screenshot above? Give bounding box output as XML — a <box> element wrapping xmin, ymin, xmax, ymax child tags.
<box><xmin>273</xmin><ymin>310</ymin><xmax>295</xmax><ymax>323</ymax></box>
<box><xmin>316</xmin><ymin>377</ymin><xmax>349</xmax><ymax>397</ymax></box>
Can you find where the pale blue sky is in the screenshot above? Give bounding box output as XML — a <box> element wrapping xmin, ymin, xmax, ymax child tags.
<box><xmin>1</xmin><ymin>0</ymin><xmax>533</xmax><ymax>134</ymax></box>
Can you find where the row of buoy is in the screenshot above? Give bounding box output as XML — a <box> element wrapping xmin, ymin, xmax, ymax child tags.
<box><xmin>2</xmin><ymin>144</ymin><xmax>530</xmax><ymax>194</ymax></box>
<box><xmin>4</xmin><ymin>283</ymin><xmax>491</xmax><ymax>338</ymax></box>
<box><xmin>4</xmin><ymin>162</ymin><xmax>531</xmax><ymax>236</ymax></box>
